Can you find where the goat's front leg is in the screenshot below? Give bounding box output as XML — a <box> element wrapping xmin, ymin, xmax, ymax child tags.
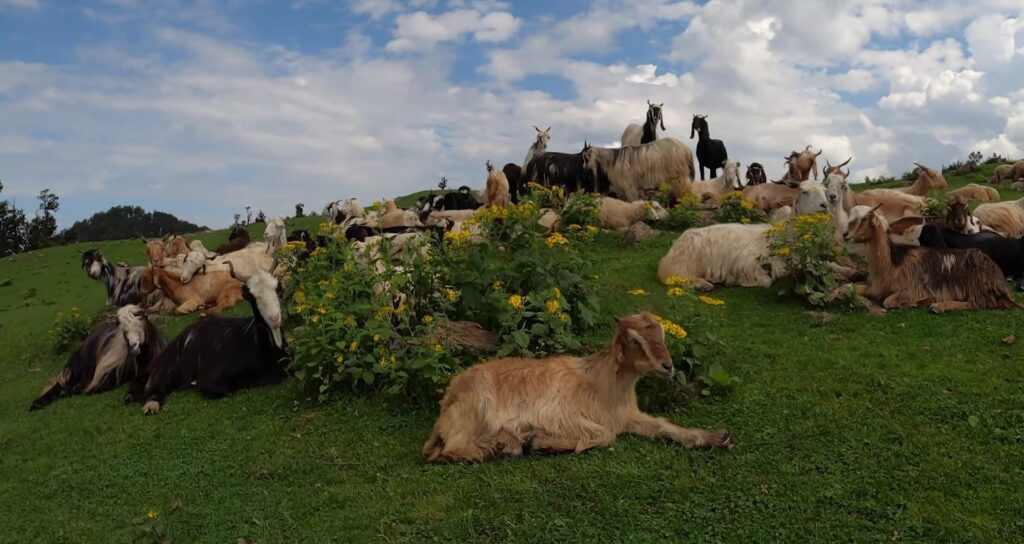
<box><xmin>175</xmin><ymin>300</ymin><xmax>199</xmax><ymax>314</ymax></box>
<box><xmin>625</xmin><ymin>413</ymin><xmax>733</xmax><ymax>450</ymax></box>
<box><xmin>929</xmin><ymin>300</ymin><xmax>974</xmax><ymax>313</ymax></box>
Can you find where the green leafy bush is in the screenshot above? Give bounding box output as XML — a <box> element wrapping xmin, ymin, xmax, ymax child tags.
<box><xmin>662</xmin><ymin>193</ymin><xmax>704</xmax><ymax>231</ymax></box>
<box><xmin>921</xmin><ymin>196</ymin><xmax>946</xmax><ymax>219</ymax></box>
<box><xmin>714</xmin><ymin>191</ymin><xmax>764</xmax><ymax>224</ymax></box>
<box><xmin>559</xmin><ymin>191</ymin><xmax>602</xmax><ymax>230</ymax></box>
<box><xmin>765</xmin><ymin>214</ymin><xmax>843</xmax><ymax>306</ymax></box>
<box><xmin>50</xmin><ymin>307</ymin><xmax>91</xmax><ymax>353</ymax></box>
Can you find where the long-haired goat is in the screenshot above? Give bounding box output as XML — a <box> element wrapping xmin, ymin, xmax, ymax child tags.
<box><xmin>422</xmin><ymin>313</ymin><xmax>733</xmax><ymax>463</ymax></box>
<box><xmin>621</xmin><ymin>101</ymin><xmax>664</xmax><ymax>147</ymax></box>
<box><xmin>993</xmin><ymin>163</ymin><xmax>1016</xmax><ymax>184</ymax></box>
<box><xmin>690</xmin><ymin>114</ymin><xmax>728</xmax><ymax>180</ymax></box>
<box><xmin>30</xmin><ymin>305</ymin><xmax>166</xmax><ymax>411</ymax></box>
<box><xmin>948</xmin><ymin>183</ymin><xmax>1000</xmax><ymax>203</ymax></box>
<box><xmin>583</xmin><ymin>138</ymin><xmax>693</xmax><ymax>202</ymax></box>
<box><xmin>917</xmin><ymin>224</ymin><xmax>1024</xmax><ymax>285</ymax></box>
<box><xmin>524</xmin><ymin>144</ymin><xmax>601</xmax><ymax>194</ymax></box>
<box><xmin>843</xmin><ymin>205</ymin><xmax>1016</xmax><ymax>312</ymax></box>
<box><xmin>598</xmin><ymin>197</ymin><xmax>668</xmax><ymax>230</ymax></box>
<box><xmin>483</xmin><ymin>161</ymin><xmax>510</xmax><ymax>208</ymax></box>
<box><xmin>786</xmin><ymin>145</ymin><xmax>822</xmax><ymax>181</ymax></box>
<box><xmin>974</xmin><ymin>197</ymin><xmax>1024</xmax><ymax>237</ymax></box>
<box><xmin>140</xmin><ymin>265</ymin><xmax>243</xmax><ymax>314</ymax></box>
<box><xmin>139</xmin><ymin>271</ymin><xmax>288</xmax><ymax>415</ymax></box>
<box><xmin>523</xmin><ymin>126</ymin><xmax>550</xmax><ymax>170</ymax></box>
<box><xmin>1008</xmin><ymin>161</ymin><xmax>1024</xmax><ymax>183</ymax></box>
<box><xmin>215</xmin><ymin>226</ymin><xmax>251</xmax><ymax>255</ymax></box>
<box><xmin>692</xmin><ymin>160</ymin><xmax>741</xmax><ymax>204</ymax></box>
<box><xmin>82</xmin><ymin>249</ymin><xmax>170</xmax><ymax>311</ymax></box>
<box><xmin>745</xmin><ymin>162</ymin><xmax>767</xmax><ymax>187</ymax></box>
<box><xmin>502</xmin><ymin>163</ymin><xmax>523</xmax><ymax>203</ymax></box>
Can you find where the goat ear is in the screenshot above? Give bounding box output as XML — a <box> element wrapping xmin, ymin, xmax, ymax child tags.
<box><xmin>889</xmin><ymin>216</ymin><xmax>925</xmax><ymax>235</ymax></box>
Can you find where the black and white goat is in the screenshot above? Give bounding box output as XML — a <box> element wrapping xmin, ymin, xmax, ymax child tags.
<box><xmin>82</xmin><ymin>249</ymin><xmax>147</xmax><ymax>307</ymax></box>
<box><xmin>30</xmin><ymin>305</ymin><xmax>166</xmax><ymax>411</ymax></box>
<box><xmin>915</xmin><ymin>224</ymin><xmax>1024</xmax><ymax>287</ymax></box>
<box><xmin>523</xmin><ymin>142</ymin><xmax>607</xmax><ymax>194</ymax></box>
<box><xmin>139</xmin><ymin>270</ymin><xmax>288</xmax><ymax>414</ymax></box>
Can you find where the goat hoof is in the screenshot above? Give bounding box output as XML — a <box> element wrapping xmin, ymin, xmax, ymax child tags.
<box><xmin>928</xmin><ymin>303</ymin><xmax>943</xmax><ymax>314</ymax></box>
<box><xmin>142</xmin><ymin>400</ymin><xmax>161</xmax><ymax>415</ymax></box>
<box><xmin>714</xmin><ymin>430</ymin><xmax>734</xmax><ymax>450</ymax></box>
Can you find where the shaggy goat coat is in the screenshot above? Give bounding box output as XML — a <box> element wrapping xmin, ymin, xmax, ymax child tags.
<box><xmin>584</xmin><ymin>138</ymin><xmax>693</xmax><ymax>201</ymax></box>
<box><xmin>598</xmin><ymin>197</ymin><xmax>668</xmax><ymax>230</ymax></box>
<box><xmin>483</xmin><ymin>168</ymin><xmax>511</xmax><ymax>208</ymax></box>
<box><xmin>845</xmin><ymin>207</ymin><xmax>1017</xmax><ymax>312</ymax></box>
<box><xmin>892</xmin><ymin>164</ymin><xmax>947</xmax><ymax>197</ymax></box>
<box><xmin>974</xmin><ymin>197</ymin><xmax>1024</xmax><ymax>238</ymax></box>
<box><xmin>30</xmin><ymin>306</ymin><xmax>166</xmax><ymax>411</ymax></box>
<box><xmin>140</xmin><ymin>272</ymin><xmax>288</xmax><ymax>414</ymax></box>
<box><xmin>692</xmin><ymin>160</ymin><xmax>740</xmax><ymax>203</ymax></box>
<box><xmin>422</xmin><ymin>313</ymin><xmax>733</xmax><ymax>463</ymax></box>
<box><xmin>993</xmin><ymin>163</ymin><xmax>1015</xmax><ymax>184</ymax></box>
<box><xmin>947</xmin><ymin>183</ymin><xmax>1000</xmax><ymax>203</ymax></box>
<box><xmin>657</xmin><ymin>223</ymin><xmax>784</xmax><ymax>289</ymax></box>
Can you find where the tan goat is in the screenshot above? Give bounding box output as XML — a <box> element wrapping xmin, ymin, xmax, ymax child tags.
<box><xmin>483</xmin><ymin>161</ymin><xmax>510</xmax><ymax>208</ymax></box>
<box><xmin>947</xmin><ymin>183</ymin><xmax>1000</xmax><ymax>203</ymax></box>
<box><xmin>891</xmin><ymin>163</ymin><xmax>947</xmax><ymax>196</ymax></box>
<box><xmin>140</xmin><ymin>266</ymin><xmax>243</xmax><ymax>315</ymax></box>
<box><xmin>422</xmin><ymin>313</ymin><xmax>734</xmax><ymax>463</ymax></box>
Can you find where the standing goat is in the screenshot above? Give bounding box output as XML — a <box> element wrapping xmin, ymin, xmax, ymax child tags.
<box><xmin>422</xmin><ymin>313</ymin><xmax>733</xmax><ymax>463</ymax></box>
<box><xmin>483</xmin><ymin>161</ymin><xmax>510</xmax><ymax>208</ymax></box>
<box><xmin>139</xmin><ymin>271</ymin><xmax>288</xmax><ymax>415</ymax></box>
<box><xmin>690</xmin><ymin>114</ymin><xmax>728</xmax><ymax>180</ymax></box>
<box><xmin>621</xmin><ymin>101</ymin><xmax>664</xmax><ymax>147</ymax></box>
<box><xmin>786</xmin><ymin>146</ymin><xmax>822</xmax><ymax>181</ymax></box>
<box><xmin>525</xmin><ymin>143</ymin><xmax>602</xmax><ymax>194</ymax></box>
<box><xmin>745</xmin><ymin>163</ymin><xmax>767</xmax><ymax>187</ymax></box>
<box><xmin>30</xmin><ymin>305</ymin><xmax>166</xmax><ymax>411</ymax></box>
<box><xmin>502</xmin><ymin>163</ymin><xmax>523</xmax><ymax>203</ymax></box>
<box><xmin>842</xmin><ymin>205</ymin><xmax>1017</xmax><ymax>312</ymax></box>
<box><xmin>522</xmin><ymin>126</ymin><xmax>551</xmax><ymax>171</ymax></box>
<box><xmin>583</xmin><ymin>138</ymin><xmax>693</xmax><ymax>202</ymax></box>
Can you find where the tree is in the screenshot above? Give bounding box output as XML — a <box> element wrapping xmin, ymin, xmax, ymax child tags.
<box><xmin>26</xmin><ymin>189</ymin><xmax>59</xmax><ymax>250</ymax></box>
<box><xmin>57</xmin><ymin>205</ymin><xmax>206</xmax><ymax>242</ymax></box>
<box><xmin>295</xmin><ymin>203</ymin><xmax>304</xmax><ymax>218</ymax></box>
<box><xmin>0</xmin><ymin>181</ymin><xmax>29</xmax><ymax>257</ymax></box>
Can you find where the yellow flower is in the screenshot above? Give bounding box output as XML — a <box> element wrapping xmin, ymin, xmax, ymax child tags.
<box><xmin>740</xmin><ymin>199</ymin><xmax>755</xmax><ymax>210</ymax></box>
<box><xmin>422</xmin><ymin>315</ymin><xmax>434</xmax><ymax>325</ymax></box>
<box><xmin>373</xmin><ymin>334</ymin><xmax>381</xmax><ymax>342</ymax></box>
<box><xmin>667</xmin><ymin>287</ymin><xmax>685</xmax><ymax>297</ymax></box>
<box><xmin>318</xmin><ymin>279</ymin><xmax>329</xmax><ymax>288</ymax></box>
<box><xmin>492</xmin><ymin>280</ymin><xmax>503</xmax><ymax>291</ymax></box>
<box><xmin>293</xmin><ymin>304</ymin><xmax>305</xmax><ymax>314</ymax></box>
<box><xmin>444</xmin><ymin>288</ymin><xmax>459</xmax><ymax>302</ymax></box>
<box><xmin>433</xmin><ymin>343</ymin><xmax>443</xmax><ymax>353</ymax></box>
<box><xmin>489</xmin><ymin>205</ymin><xmax>508</xmax><ymax>219</ymax></box>
<box><xmin>310</xmin><ymin>247</ymin><xmax>327</xmax><ymax>258</ymax></box>
<box><xmin>317</xmin><ymin>306</ymin><xmax>327</xmax><ymax>315</ymax></box>
<box><xmin>294</xmin><ymin>290</ymin><xmax>306</xmax><ymax>303</ymax></box>
<box><xmin>336</xmin><ymin>354</ymin><xmax>344</xmax><ymax>365</ymax></box>
<box><xmin>147</xmin><ymin>511</ymin><xmax>159</xmax><ymax>520</ymax></box>
<box><xmin>377</xmin><ymin>306</ymin><xmax>393</xmax><ymax>318</ymax></box>
<box><xmin>325</xmin><ymin>292</ymin><xmax>335</xmax><ymax>300</ymax></box>
<box><xmin>508</xmin><ymin>294</ymin><xmax>524</xmax><ymax>310</ymax></box>
<box><xmin>444</xmin><ymin>230</ymin><xmax>472</xmax><ymax>244</ymax></box>
<box><xmin>343</xmin><ymin>262</ymin><xmax>354</xmax><ymax>272</ymax></box>
<box><xmin>558</xmin><ymin>313</ymin><xmax>569</xmax><ymax>322</ymax></box>
<box><xmin>546</xmin><ymin>232</ymin><xmax>569</xmax><ymax>248</ymax></box>
<box><xmin>665</xmin><ymin>276</ymin><xmax>692</xmax><ymax>286</ymax></box>
<box><xmin>552</xmin><ymin>287</ymin><xmax>561</xmax><ymax>299</ymax></box>
<box><xmin>777</xmin><ymin>247</ymin><xmax>792</xmax><ymax>256</ymax></box>
<box><xmin>546</xmin><ymin>299</ymin><xmax>561</xmax><ymax>313</ymax></box>
<box><xmin>395</xmin><ymin>303</ymin><xmax>407</xmax><ymax>315</ymax></box>
<box><xmin>653</xmin><ymin>315</ymin><xmax>688</xmax><ymax>340</ymax></box>
<box><xmin>349</xmin><ymin>340</ymin><xmax>358</xmax><ymax>352</ymax></box>
<box><xmin>739</xmin><ymin>217</ymin><xmax>751</xmax><ymax>224</ymax></box>
<box><xmin>698</xmin><ymin>295</ymin><xmax>726</xmax><ymax>306</ymax></box>
<box><xmin>585</xmin><ymin>225</ymin><xmax>599</xmax><ymax>235</ymax></box>
<box><xmin>310</xmin><ymin>315</ymin><xmax>320</xmax><ymax>323</ymax></box>
<box><xmin>372</xmin><ymin>199</ymin><xmax>382</xmax><ymax>208</ymax></box>
<box><xmin>568</xmin><ymin>224</ymin><xmax>582</xmax><ymax>231</ymax></box>
<box><xmin>342</xmin><ymin>315</ymin><xmax>356</xmax><ymax>327</ymax></box>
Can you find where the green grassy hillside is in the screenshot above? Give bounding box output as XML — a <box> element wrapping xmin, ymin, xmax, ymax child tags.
<box><xmin>1</xmin><ymin>167</ymin><xmax>1023</xmax><ymax>542</ymax></box>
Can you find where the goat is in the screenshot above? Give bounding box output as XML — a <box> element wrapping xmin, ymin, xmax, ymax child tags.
<box><xmin>842</xmin><ymin>205</ymin><xmax>1017</xmax><ymax>312</ymax></box>
<box><xmin>139</xmin><ymin>271</ymin><xmax>287</xmax><ymax>415</ymax></box>
<box><xmin>215</xmin><ymin>226</ymin><xmax>251</xmax><ymax>255</ymax></box>
<box><xmin>483</xmin><ymin>161</ymin><xmax>511</xmax><ymax>208</ymax></box>
<box><xmin>785</xmin><ymin>145</ymin><xmax>822</xmax><ymax>181</ymax></box>
<box><xmin>523</xmin><ymin>126</ymin><xmax>551</xmax><ymax>171</ymax></box>
<box><xmin>745</xmin><ymin>162</ymin><xmax>767</xmax><ymax>187</ymax></box>
<box><xmin>742</xmin><ymin>180</ymin><xmax>800</xmax><ymax>213</ymax></box>
<box><xmin>1009</xmin><ymin>160</ymin><xmax>1024</xmax><ymax>183</ymax></box>
<box><xmin>329</xmin><ymin>198</ymin><xmax>366</xmax><ymax>225</ymax></box>
<box><xmin>916</xmin><ymin>224</ymin><xmax>1024</xmax><ymax>286</ymax></box>
<box><xmin>621</xmin><ymin>101</ymin><xmax>664</xmax><ymax>147</ymax></box>
<box><xmin>524</xmin><ymin>143</ymin><xmax>602</xmax><ymax>194</ymax></box>
<box><xmin>891</xmin><ymin>163</ymin><xmax>947</xmax><ymax>196</ymax></box>
<box><xmin>427</xmin><ymin>187</ymin><xmax>480</xmax><ymax>213</ymax></box>
<box><xmin>846</xmin><ymin>187</ymin><xmax>924</xmax><ymax>225</ymax></box>
<box><xmin>948</xmin><ymin>183</ymin><xmax>1000</xmax><ymax>203</ymax></box>
<box><xmin>30</xmin><ymin>305</ymin><xmax>166</xmax><ymax>411</ymax></box>
<box><xmin>692</xmin><ymin>160</ymin><xmax>741</xmax><ymax>204</ymax></box>
<box><xmin>144</xmin><ymin>235</ymin><xmax>188</xmax><ymax>266</ymax></box>
<box><xmin>974</xmin><ymin>197</ymin><xmax>1024</xmax><ymax>237</ymax></box>
<box><xmin>583</xmin><ymin>138</ymin><xmax>693</xmax><ymax>202</ymax></box>
<box><xmin>82</xmin><ymin>249</ymin><xmax>169</xmax><ymax>311</ymax></box>
<box><xmin>690</xmin><ymin>114</ymin><xmax>728</xmax><ymax>180</ymax></box>
<box><xmin>503</xmin><ymin>163</ymin><xmax>523</xmax><ymax>203</ymax></box>
<box><xmin>140</xmin><ymin>265</ymin><xmax>242</xmax><ymax>314</ymax></box>
<box><xmin>422</xmin><ymin>313</ymin><xmax>733</xmax><ymax>463</ymax></box>
<box><xmin>598</xmin><ymin>197</ymin><xmax>668</xmax><ymax>230</ymax></box>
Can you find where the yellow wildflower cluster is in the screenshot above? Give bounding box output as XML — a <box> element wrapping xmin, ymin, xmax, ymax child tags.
<box><xmin>443</xmin><ymin>288</ymin><xmax>459</xmax><ymax>302</ymax></box>
<box><xmin>667</xmin><ymin>287</ymin><xmax>686</xmax><ymax>297</ymax></box>
<box><xmin>546</xmin><ymin>299</ymin><xmax>561</xmax><ymax>313</ymax></box>
<box><xmin>545</xmin><ymin>232</ymin><xmax>569</xmax><ymax>248</ymax></box>
<box><xmin>309</xmin><ymin>246</ymin><xmax>327</xmax><ymax>258</ymax></box>
<box><xmin>422</xmin><ymin>315</ymin><xmax>434</xmax><ymax>325</ymax></box>
<box><xmin>325</xmin><ymin>292</ymin><xmax>335</xmax><ymax>300</ymax></box>
<box><xmin>444</xmin><ymin>229</ymin><xmax>473</xmax><ymax>244</ymax></box>
<box><xmin>342</xmin><ymin>315</ymin><xmax>357</xmax><ymax>327</ymax></box>
<box><xmin>777</xmin><ymin>247</ymin><xmax>792</xmax><ymax>256</ymax></box>
<box><xmin>552</xmin><ymin>287</ymin><xmax>561</xmax><ymax>299</ymax></box>
<box><xmin>508</xmin><ymin>294</ymin><xmax>524</xmax><ymax>310</ymax></box>
<box><xmin>698</xmin><ymin>295</ymin><xmax>726</xmax><ymax>306</ymax></box>
<box><xmin>627</xmin><ymin>288</ymin><xmax>649</xmax><ymax>296</ymax></box>
<box><xmin>349</xmin><ymin>340</ymin><xmax>359</xmax><ymax>352</ymax></box>
<box><xmin>653</xmin><ymin>315</ymin><xmax>688</xmax><ymax>340</ymax></box>
<box><xmin>317</xmin><ymin>306</ymin><xmax>327</xmax><ymax>315</ymax></box>
<box><xmin>377</xmin><ymin>305</ymin><xmax>393</xmax><ymax>319</ymax></box>
<box><xmin>317</xmin><ymin>222</ymin><xmax>333</xmax><ymax>235</ymax></box>
<box><xmin>433</xmin><ymin>343</ymin><xmax>443</xmax><ymax>353</ymax></box>
<box><xmin>492</xmin><ymin>280</ymin><xmax>503</xmax><ymax>291</ymax></box>
<box><xmin>147</xmin><ymin>511</ymin><xmax>159</xmax><ymax>520</ymax></box>
<box><xmin>488</xmin><ymin>205</ymin><xmax>508</xmax><ymax>219</ymax></box>
<box><xmin>282</xmin><ymin>240</ymin><xmax>307</xmax><ymax>253</ymax></box>
<box><xmin>294</xmin><ymin>290</ymin><xmax>306</xmax><ymax>304</ymax></box>
<box><xmin>664</xmin><ymin>276</ymin><xmax>692</xmax><ymax>287</ymax></box>
<box><xmin>310</xmin><ymin>315</ymin><xmax>320</xmax><ymax>323</ymax></box>
<box><xmin>379</xmin><ymin>354</ymin><xmax>397</xmax><ymax>368</ymax></box>
<box><xmin>585</xmin><ymin>225</ymin><xmax>599</xmax><ymax>235</ymax></box>
<box><xmin>336</xmin><ymin>354</ymin><xmax>345</xmax><ymax>365</ymax></box>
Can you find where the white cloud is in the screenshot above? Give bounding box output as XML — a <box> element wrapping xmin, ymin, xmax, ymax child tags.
<box><xmin>0</xmin><ymin>0</ymin><xmax>40</xmax><ymax>8</ymax></box>
<box><xmin>350</xmin><ymin>0</ymin><xmax>402</xmax><ymax>19</ymax></box>
<box><xmin>386</xmin><ymin>9</ymin><xmax>520</xmax><ymax>52</ymax></box>
<box><xmin>965</xmin><ymin>14</ymin><xmax>1023</xmax><ymax>66</ymax></box>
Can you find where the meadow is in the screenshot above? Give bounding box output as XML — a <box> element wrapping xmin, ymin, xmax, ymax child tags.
<box><xmin>2</xmin><ymin>165</ymin><xmax>1023</xmax><ymax>542</ymax></box>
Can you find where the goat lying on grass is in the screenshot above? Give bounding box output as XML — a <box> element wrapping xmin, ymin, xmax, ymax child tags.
<box><xmin>422</xmin><ymin>313</ymin><xmax>733</xmax><ymax>463</ymax></box>
<box><xmin>840</xmin><ymin>205</ymin><xmax>1017</xmax><ymax>313</ymax></box>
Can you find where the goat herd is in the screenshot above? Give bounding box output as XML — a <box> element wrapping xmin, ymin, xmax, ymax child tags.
<box><xmin>26</xmin><ymin>100</ymin><xmax>1024</xmax><ymax>464</ymax></box>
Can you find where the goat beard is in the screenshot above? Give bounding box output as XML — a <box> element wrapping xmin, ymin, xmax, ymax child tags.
<box><xmin>271</xmin><ymin>327</ymin><xmax>283</xmax><ymax>349</ymax></box>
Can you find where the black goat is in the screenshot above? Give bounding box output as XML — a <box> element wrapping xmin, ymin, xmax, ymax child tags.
<box><xmin>502</xmin><ymin>163</ymin><xmax>523</xmax><ymax>203</ymax></box>
<box><xmin>522</xmin><ymin>143</ymin><xmax>606</xmax><ymax>194</ymax></box>
<box><xmin>214</xmin><ymin>227</ymin><xmax>251</xmax><ymax>255</ymax></box>
<box><xmin>690</xmin><ymin>114</ymin><xmax>729</xmax><ymax>180</ymax></box>
<box><xmin>82</xmin><ymin>249</ymin><xmax>146</xmax><ymax>307</ymax></box>
<box><xmin>31</xmin><ymin>305</ymin><xmax>166</xmax><ymax>411</ymax></box>
<box><xmin>916</xmin><ymin>224</ymin><xmax>1024</xmax><ymax>287</ymax></box>
<box><xmin>745</xmin><ymin>162</ymin><xmax>767</xmax><ymax>187</ymax></box>
<box><xmin>287</xmin><ymin>229</ymin><xmax>330</xmax><ymax>259</ymax></box>
<box><xmin>139</xmin><ymin>271</ymin><xmax>288</xmax><ymax>415</ymax></box>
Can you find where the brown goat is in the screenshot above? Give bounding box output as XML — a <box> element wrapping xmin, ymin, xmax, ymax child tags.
<box><xmin>786</xmin><ymin>145</ymin><xmax>822</xmax><ymax>181</ymax></box>
<box><xmin>483</xmin><ymin>160</ymin><xmax>510</xmax><ymax>208</ymax></box>
<box><xmin>894</xmin><ymin>163</ymin><xmax>947</xmax><ymax>196</ymax></box>
<box><xmin>843</xmin><ymin>205</ymin><xmax>1017</xmax><ymax>313</ymax></box>
<box><xmin>214</xmin><ymin>227</ymin><xmax>251</xmax><ymax>255</ymax></box>
<box><xmin>145</xmin><ymin>235</ymin><xmax>189</xmax><ymax>266</ymax></box>
<box><xmin>742</xmin><ymin>180</ymin><xmax>799</xmax><ymax>212</ymax></box>
<box><xmin>994</xmin><ymin>164</ymin><xmax>1014</xmax><ymax>184</ymax></box>
<box><xmin>140</xmin><ymin>266</ymin><xmax>243</xmax><ymax>314</ymax></box>
<box><xmin>422</xmin><ymin>313</ymin><xmax>733</xmax><ymax>463</ymax></box>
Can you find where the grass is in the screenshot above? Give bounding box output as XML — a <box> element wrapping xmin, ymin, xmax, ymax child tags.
<box><xmin>2</xmin><ymin>165</ymin><xmax>1024</xmax><ymax>542</ymax></box>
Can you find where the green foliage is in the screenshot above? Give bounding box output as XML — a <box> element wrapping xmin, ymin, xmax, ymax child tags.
<box><xmin>984</xmin><ymin>152</ymin><xmax>1007</xmax><ymax>165</ymax></box>
<box><xmin>922</xmin><ymin>196</ymin><xmax>947</xmax><ymax>219</ymax></box>
<box><xmin>50</xmin><ymin>307</ymin><xmax>91</xmax><ymax>353</ymax></box>
<box><xmin>130</xmin><ymin>511</ymin><xmax>168</xmax><ymax>544</ymax></box>
<box><xmin>59</xmin><ymin>205</ymin><xmax>206</xmax><ymax>243</ymax></box>
<box><xmin>714</xmin><ymin>191</ymin><xmax>764</xmax><ymax>224</ymax></box>
<box><xmin>287</xmin><ymin>203</ymin><xmax>603</xmax><ymax>401</ymax></box>
<box><xmin>522</xmin><ymin>182</ymin><xmax>566</xmax><ymax>210</ymax></box>
<box><xmin>765</xmin><ymin>214</ymin><xmax>843</xmax><ymax>306</ymax></box>
<box><xmin>559</xmin><ymin>191</ymin><xmax>602</xmax><ymax>230</ymax></box>
<box><xmin>662</xmin><ymin>193</ymin><xmax>705</xmax><ymax>231</ymax></box>
<box><xmin>864</xmin><ymin>175</ymin><xmax>899</xmax><ymax>185</ymax></box>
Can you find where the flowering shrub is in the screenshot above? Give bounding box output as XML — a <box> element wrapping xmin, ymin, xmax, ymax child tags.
<box><xmin>287</xmin><ymin>200</ymin><xmax>603</xmax><ymax>401</ymax></box>
<box><xmin>50</xmin><ymin>307</ymin><xmax>91</xmax><ymax>353</ymax></box>
<box><xmin>714</xmin><ymin>192</ymin><xmax>764</xmax><ymax>224</ymax></box>
<box><xmin>765</xmin><ymin>214</ymin><xmax>843</xmax><ymax>306</ymax></box>
<box><xmin>664</xmin><ymin>193</ymin><xmax>705</xmax><ymax>231</ymax></box>
<box><xmin>560</xmin><ymin>191</ymin><xmax>602</xmax><ymax>230</ymax></box>
<box><xmin>921</xmin><ymin>196</ymin><xmax>946</xmax><ymax>220</ymax></box>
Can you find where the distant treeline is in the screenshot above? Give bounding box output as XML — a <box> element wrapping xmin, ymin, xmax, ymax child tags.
<box><xmin>60</xmin><ymin>205</ymin><xmax>207</xmax><ymax>243</ymax></box>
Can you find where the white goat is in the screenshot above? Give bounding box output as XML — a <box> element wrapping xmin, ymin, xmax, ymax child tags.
<box><xmin>598</xmin><ymin>197</ymin><xmax>668</xmax><ymax>230</ymax></box>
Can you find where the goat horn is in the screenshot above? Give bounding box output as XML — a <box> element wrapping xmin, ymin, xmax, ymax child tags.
<box><xmin>545</xmin><ymin>126</ymin><xmax>550</xmax><ymax>132</ymax></box>
<box><xmin>647</xmin><ymin>99</ymin><xmax>652</xmax><ymax>106</ymax></box>
<box><xmin>913</xmin><ymin>162</ymin><xmax>926</xmax><ymax>170</ymax></box>
<box><xmin>534</xmin><ymin>125</ymin><xmax>541</xmax><ymax>132</ymax></box>
<box><xmin>838</xmin><ymin>157</ymin><xmax>852</xmax><ymax>168</ymax></box>
<box><xmin>869</xmin><ymin>204</ymin><xmax>883</xmax><ymax>214</ymax></box>
<box><xmin>815</xmin><ymin>149</ymin><xmax>822</xmax><ymax>156</ymax></box>
<box><xmin>225</xmin><ymin>260</ymin><xmax>237</xmax><ymax>280</ymax></box>
<box><xmin>826</xmin><ymin>159</ymin><xmax>832</xmax><ymax>169</ymax></box>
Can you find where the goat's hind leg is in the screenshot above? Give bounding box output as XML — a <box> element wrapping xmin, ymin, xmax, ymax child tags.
<box><xmin>929</xmin><ymin>300</ymin><xmax>974</xmax><ymax>313</ymax></box>
<box><xmin>626</xmin><ymin>413</ymin><xmax>734</xmax><ymax>450</ymax></box>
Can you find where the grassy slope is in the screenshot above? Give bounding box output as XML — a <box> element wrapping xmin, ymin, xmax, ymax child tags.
<box><xmin>1</xmin><ymin>166</ymin><xmax>1023</xmax><ymax>542</ymax></box>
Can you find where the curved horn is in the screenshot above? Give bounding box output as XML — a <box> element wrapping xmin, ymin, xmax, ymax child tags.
<box><xmin>545</xmin><ymin>126</ymin><xmax>550</xmax><ymax>132</ymax></box>
<box><xmin>225</xmin><ymin>260</ymin><xmax>237</xmax><ymax>280</ymax></box>
<box><xmin>913</xmin><ymin>162</ymin><xmax>927</xmax><ymax>171</ymax></box>
<box><xmin>647</xmin><ymin>99</ymin><xmax>652</xmax><ymax>106</ymax></box>
<box><xmin>534</xmin><ymin>125</ymin><xmax>540</xmax><ymax>132</ymax></box>
<box><xmin>826</xmin><ymin>159</ymin><xmax>833</xmax><ymax>169</ymax></box>
<box><xmin>869</xmin><ymin>204</ymin><xmax>883</xmax><ymax>214</ymax></box>
<box><xmin>837</xmin><ymin>157</ymin><xmax>852</xmax><ymax>168</ymax></box>
<box><xmin>815</xmin><ymin>149</ymin><xmax>822</xmax><ymax>156</ymax></box>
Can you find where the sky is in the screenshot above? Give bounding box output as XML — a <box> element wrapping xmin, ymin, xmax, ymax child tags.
<box><xmin>1</xmin><ymin>0</ymin><xmax>1023</xmax><ymax>229</ymax></box>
